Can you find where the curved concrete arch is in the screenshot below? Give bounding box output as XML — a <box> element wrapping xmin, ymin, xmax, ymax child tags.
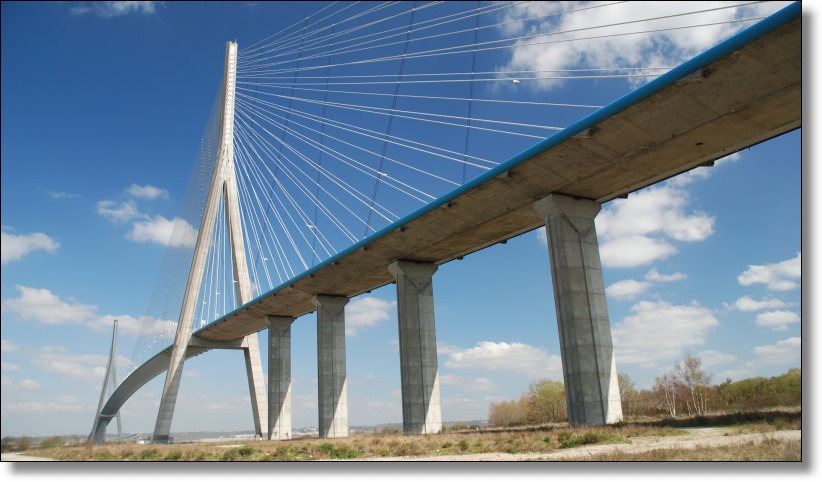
<box><xmin>89</xmin><ymin>345</ymin><xmax>211</xmax><ymax>443</ymax></box>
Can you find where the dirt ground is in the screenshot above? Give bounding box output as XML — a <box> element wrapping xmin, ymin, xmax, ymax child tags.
<box><xmin>354</xmin><ymin>428</ymin><xmax>801</xmax><ymax>461</ymax></box>
<box><xmin>0</xmin><ymin>428</ymin><xmax>800</xmax><ymax>462</ymax></box>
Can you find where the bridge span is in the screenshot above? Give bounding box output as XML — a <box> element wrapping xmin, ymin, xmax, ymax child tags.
<box><xmin>91</xmin><ymin>3</ymin><xmax>800</xmax><ymax>443</ymax></box>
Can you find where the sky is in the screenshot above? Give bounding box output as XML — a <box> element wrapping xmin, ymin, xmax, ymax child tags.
<box><xmin>0</xmin><ymin>0</ymin><xmax>811</xmax><ymax>456</ymax></box>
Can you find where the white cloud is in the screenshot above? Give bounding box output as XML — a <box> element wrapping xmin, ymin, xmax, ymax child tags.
<box><xmin>718</xmin><ymin>337</ymin><xmax>800</xmax><ymax>382</ymax></box>
<box><xmin>71</xmin><ymin>1</ymin><xmax>160</xmax><ymax>18</ymax></box>
<box><xmin>1</xmin><ymin>285</ymin><xmax>98</xmax><ymax>325</ymax></box>
<box><xmin>612</xmin><ymin>300</ymin><xmax>719</xmax><ymax>367</ymax></box>
<box><xmin>598</xmin><ymin>235</ymin><xmax>678</xmax><ymax>268</ymax></box>
<box><xmin>1</xmin><ymin>362</ymin><xmax>20</xmax><ymax>372</ymax></box>
<box><xmin>30</xmin><ymin>346</ymin><xmax>108</xmax><ymax>382</ymax></box>
<box><xmin>606</xmin><ymin>279</ymin><xmax>651</xmax><ymax>301</ymax></box>
<box><xmin>751</xmin><ymin>337</ymin><xmax>800</xmax><ymax>367</ymax></box>
<box><xmin>19</xmin><ymin>379</ymin><xmax>42</xmax><ymax>390</ymax></box>
<box><xmin>754</xmin><ymin>310</ymin><xmax>800</xmax><ymax>332</ymax></box>
<box><xmin>733</xmin><ymin>295</ymin><xmax>788</xmax><ymax>312</ymax></box>
<box><xmin>697</xmin><ymin>350</ymin><xmax>735</xmax><ymax>367</ymax></box>
<box><xmin>596</xmin><ymin>184</ymin><xmax>714</xmax><ymax>268</ymax></box>
<box><xmin>0</xmin><ymin>285</ymin><xmax>150</xmax><ymax>336</ymax></box>
<box><xmin>126</xmin><ymin>183</ymin><xmax>169</xmax><ymax>200</ymax></box>
<box><xmin>738</xmin><ymin>252</ymin><xmax>801</xmax><ymax>291</ymax></box>
<box><xmin>645</xmin><ymin>268</ymin><xmax>686</xmax><ymax>283</ymax></box>
<box><xmin>443</xmin><ymin>341</ymin><xmax>562</xmax><ymax>380</ymax></box>
<box><xmin>1</xmin><ymin>227</ymin><xmax>59</xmax><ymax>265</ymax></box>
<box><xmin>496</xmin><ymin>2</ymin><xmax>789</xmax><ymax>91</ymax></box>
<box><xmin>127</xmin><ymin>215</ymin><xmax>197</xmax><ymax>247</ymax></box>
<box><xmin>46</xmin><ymin>190</ymin><xmax>81</xmax><ymax>199</ymax></box>
<box><xmin>97</xmin><ymin>200</ymin><xmax>143</xmax><ymax>223</ymax></box>
<box><xmin>345</xmin><ymin>296</ymin><xmax>396</xmax><ymax>336</ymax></box>
<box><xmin>439</xmin><ymin>374</ymin><xmax>502</xmax><ymax>392</ymax></box>
<box><xmin>1</xmin><ymin>339</ymin><xmax>19</xmax><ymax>353</ymax></box>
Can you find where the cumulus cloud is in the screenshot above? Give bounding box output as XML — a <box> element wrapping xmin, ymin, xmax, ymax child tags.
<box><xmin>751</xmin><ymin>337</ymin><xmax>800</xmax><ymax>366</ymax></box>
<box><xmin>0</xmin><ymin>285</ymin><xmax>150</xmax><ymax>336</ymax></box>
<box><xmin>97</xmin><ymin>200</ymin><xmax>143</xmax><ymax>223</ymax></box>
<box><xmin>126</xmin><ymin>183</ymin><xmax>169</xmax><ymax>200</ymax></box>
<box><xmin>595</xmin><ymin>183</ymin><xmax>714</xmax><ymax>268</ymax></box>
<box><xmin>70</xmin><ymin>1</ymin><xmax>160</xmax><ymax>18</ymax></box>
<box><xmin>30</xmin><ymin>346</ymin><xmax>108</xmax><ymax>382</ymax></box>
<box><xmin>443</xmin><ymin>341</ymin><xmax>562</xmax><ymax>380</ymax></box>
<box><xmin>127</xmin><ymin>215</ymin><xmax>197</xmax><ymax>248</ymax></box>
<box><xmin>1</xmin><ymin>285</ymin><xmax>98</xmax><ymax>325</ymax></box>
<box><xmin>717</xmin><ymin>337</ymin><xmax>800</xmax><ymax>382</ymax></box>
<box><xmin>754</xmin><ymin>310</ymin><xmax>800</xmax><ymax>332</ymax></box>
<box><xmin>1</xmin><ymin>362</ymin><xmax>20</xmax><ymax>372</ymax></box>
<box><xmin>606</xmin><ymin>279</ymin><xmax>651</xmax><ymax>301</ymax></box>
<box><xmin>1</xmin><ymin>227</ymin><xmax>59</xmax><ymax>265</ymax></box>
<box><xmin>345</xmin><ymin>296</ymin><xmax>396</xmax><ymax>336</ymax></box>
<box><xmin>738</xmin><ymin>253</ymin><xmax>801</xmax><ymax>291</ymax></box>
<box><xmin>612</xmin><ymin>300</ymin><xmax>719</xmax><ymax>367</ymax></box>
<box><xmin>733</xmin><ymin>295</ymin><xmax>788</xmax><ymax>312</ymax></box>
<box><xmin>645</xmin><ymin>268</ymin><xmax>686</xmax><ymax>283</ymax></box>
<box><xmin>496</xmin><ymin>2</ymin><xmax>789</xmax><ymax>91</ymax></box>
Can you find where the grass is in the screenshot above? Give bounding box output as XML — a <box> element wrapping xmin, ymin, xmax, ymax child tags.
<box><xmin>570</xmin><ymin>437</ymin><xmax>801</xmax><ymax>461</ymax></box>
<box><xmin>21</xmin><ymin>408</ymin><xmax>800</xmax><ymax>462</ymax></box>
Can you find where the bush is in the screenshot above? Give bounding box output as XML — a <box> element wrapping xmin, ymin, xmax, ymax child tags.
<box><xmin>39</xmin><ymin>436</ymin><xmax>65</xmax><ymax>448</ymax></box>
<box><xmin>165</xmin><ymin>450</ymin><xmax>183</xmax><ymax>461</ymax></box>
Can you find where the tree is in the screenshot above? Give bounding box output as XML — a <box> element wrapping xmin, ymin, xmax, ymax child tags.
<box><xmin>674</xmin><ymin>354</ymin><xmax>712</xmax><ymax>415</ymax></box>
<box><xmin>488</xmin><ymin>397</ymin><xmax>527</xmax><ymax>427</ymax></box>
<box><xmin>525</xmin><ymin>380</ymin><xmax>567</xmax><ymax>423</ymax></box>
<box><xmin>653</xmin><ymin>373</ymin><xmax>679</xmax><ymax>417</ymax></box>
<box><xmin>618</xmin><ymin>372</ymin><xmax>638</xmax><ymax>416</ymax></box>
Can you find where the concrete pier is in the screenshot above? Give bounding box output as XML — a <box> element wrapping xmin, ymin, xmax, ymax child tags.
<box><xmin>534</xmin><ymin>194</ymin><xmax>622</xmax><ymax>425</ymax></box>
<box><xmin>266</xmin><ymin>316</ymin><xmax>295</xmax><ymax>440</ymax></box>
<box><xmin>388</xmin><ymin>261</ymin><xmax>442</xmax><ymax>434</ymax></box>
<box><xmin>312</xmin><ymin>295</ymin><xmax>349</xmax><ymax>438</ymax></box>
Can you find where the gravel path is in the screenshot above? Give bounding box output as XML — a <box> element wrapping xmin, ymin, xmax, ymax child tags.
<box><xmin>353</xmin><ymin>428</ymin><xmax>801</xmax><ymax>461</ymax></box>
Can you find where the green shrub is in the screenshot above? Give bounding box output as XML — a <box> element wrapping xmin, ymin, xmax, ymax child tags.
<box><xmin>138</xmin><ymin>448</ymin><xmax>160</xmax><ymax>461</ymax></box>
<box><xmin>165</xmin><ymin>450</ymin><xmax>183</xmax><ymax>461</ymax></box>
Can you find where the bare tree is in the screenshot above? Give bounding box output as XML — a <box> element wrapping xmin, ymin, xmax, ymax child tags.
<box><xmin>675</xmin><ymin>354</ymin><xmax>712</xmax><ymax>415</ymax></box>
<box><xmin>654</xmin><ymin>373</ymin><xmax>679</xmax><ymax>417</ymax></box>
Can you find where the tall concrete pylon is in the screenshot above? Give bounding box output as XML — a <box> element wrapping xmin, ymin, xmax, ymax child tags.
<box><xmin>89</xmin><ymin>319</ymin><xmax>123</xmax><ymax>443</ymax></box>
<box><xmin>152</xmin><ymin>41</ymin><xmax>268</xmax><ymax>443</ymax></box>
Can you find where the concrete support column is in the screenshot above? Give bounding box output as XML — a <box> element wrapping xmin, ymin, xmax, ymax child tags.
<box><xmin>242</xmin><ymin>333</ymin><xmax>268</xmax><ymax>440</ymax></box>
<box><xmin>267</xmin><ymin>316</ymin><xmax>295</xmax><ymax>440</ymax></box>
<box><xmin>388</xmin><ymin>261</ymin><xmax>442</xmax><ymax>434</ymax></box>
<box><xmin>312</xmin><ymin>295</ymin><xmax>349</xmax><ymax>438</ymax></box>
<box><xmin>534</xmin><ymin>194</ymin><xmax>622</xmax><ymax>425</ymax></box>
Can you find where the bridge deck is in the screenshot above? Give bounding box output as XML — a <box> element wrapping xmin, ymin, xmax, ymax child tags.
<box><xmin>195</xmin><ymin>12</ymin><xmax>800</xmax><ymax>342</ymax></box>
<box><xmin>95</xmin><ymin>7</ymin><xmax>801</xmax><ymax>431</ymax></box>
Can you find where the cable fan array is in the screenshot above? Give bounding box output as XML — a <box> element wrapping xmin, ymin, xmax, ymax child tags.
<box><xmin>127</xmin><ymin>0</ymin><xmax>775</xmax><ymax>373</ymax></box>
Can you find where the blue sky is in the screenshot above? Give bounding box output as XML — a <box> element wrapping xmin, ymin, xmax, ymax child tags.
<box><xmin>0</xmin><ymin>0</ymin><xmax>809</xmax><ymax>447</ymax></box>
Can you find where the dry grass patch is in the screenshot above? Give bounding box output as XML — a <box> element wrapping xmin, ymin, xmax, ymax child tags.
<box><xmin>24</xmin><ymin>409</ymin><xmax>800</xmax><ymax>461</ymax></box>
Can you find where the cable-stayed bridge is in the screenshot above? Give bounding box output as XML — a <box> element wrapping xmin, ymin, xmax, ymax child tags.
<box><xmin>90</xmin><ymin>2</ymin><xmax>800</xmax><ymax>443</ymax></box>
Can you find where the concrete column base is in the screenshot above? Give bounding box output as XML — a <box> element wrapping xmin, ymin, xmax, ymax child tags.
<box><xmin>388</xmin><ymin>261</ymin><xmax>442</xmax><ymax>435</ymax></box>
<box><xmin>312</xmin><ymin>295</ymin><xmax>349</xmax><ymax>438</ymax></box>
<box><xmin>534</xmin><ymin>194</ymin><xmax>623</xmax><ymax>425</ymax></box>
<box><xmin>267</xmin><ymin>316</ymin><xmax>295</xmax><ymax>440</ymax></box>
